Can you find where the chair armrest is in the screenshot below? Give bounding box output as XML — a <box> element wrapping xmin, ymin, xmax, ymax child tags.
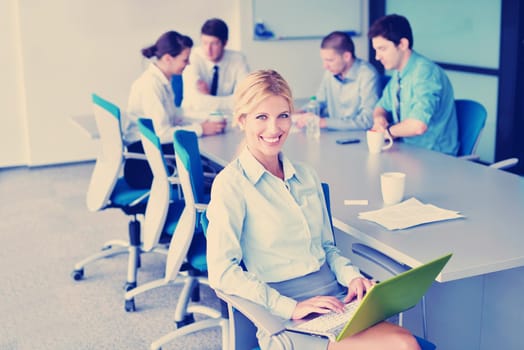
<box><xmin>123</xmin><ymin>151</ymin><xmax>148</xmax><ymax>160</ymax></box>
<box><xmin>352</xmin><ymin>244</ymin><xmax>409</xmax><ymax>277</ymax></box>
<box><xmin>195</xmin><ymin>203</ymin><xmax>208</xmax><ymax>212</ymax></box>
<box><xmin>128</xmin><ymin>191</ymin><xmax>149</xmax><ymax>207</ymax></box>
<box><xmin>215</xmin><ymin>290</ymin><xmax>287</xmax><ymax>336</ymax></box>
<box><xmin>490</xmin><ymin>157</ymin><xmax>519</xmax><ymax>170</ymax></box>
<box><xmin>124</xmin><ymin>151</ymin><xmax>177</xmax><ymax>162</ymax></box>
<box><xmin>168</xmin><ymin>176</ymin><xmax>181</xmax><ymax>185</ymax></box>
<box><xmin>458</xmin><ymin>154</ymin><xmax>480</xmax><ymax>161</ymax></box>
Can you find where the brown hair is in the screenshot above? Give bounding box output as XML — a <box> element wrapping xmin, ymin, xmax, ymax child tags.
<box><xmin>368</xmin><ymin>14</ymin><xmax>414</xmax><ymax>49</ymax></box>
<box><xmin>321</xmin><ymin>31</ymin><xmax>355</xmax><ymax>57</ymax></box>
<box><xmin>141</xmin><ymin>31</ymin><xmax>193</xmax><ymax>59</ymax></box>
<box><xmin>201</xmin><ymin>18</ymin><xmax>229</xmax><ymax>45</ymax></box>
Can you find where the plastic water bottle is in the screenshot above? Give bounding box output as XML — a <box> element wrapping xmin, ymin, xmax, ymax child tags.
<box><xmin>306</xmin><ymin>96</ymin><xmax>320</xmax><ymax>139</ymax></box>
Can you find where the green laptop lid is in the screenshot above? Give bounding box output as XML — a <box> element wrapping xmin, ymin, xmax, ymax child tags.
<box><xmin>337</xmin><ymin>253</ymin><xmax>452</xmax><ymax>341</ymax></box>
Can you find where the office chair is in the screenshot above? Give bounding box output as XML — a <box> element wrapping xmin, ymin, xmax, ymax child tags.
<box><xmin>123</xmin><ymin>118</ymin><xmax>187</xmax><ymax>312</ymax></box>
<box><xmin>380</xmin><ymin>74</ymin><xmax>392</xmax><ymax>94</ymax></box>
<box><xmin>455</xmin><ymin>99</ymin><xmax>519</xmax><ymax>171</ymax></box>
<box><xmin>209</xmin><ymin>183</ymin><xmax>436</xmax><ymax>350</ymax></box>
<box><xmin>171</xmin><ymin>74</ymin><xmax>183</xmax><ymax>107</ymax></box>
<box><xmin>72</xmin><ymin>94</ymin><xmax>150</xmax><ymax>291</ymax></box>
<box><xmin>149</xmin><ymin>129</ymin><xmax>228</xmax><ymax>350</ymax></box>
<box><xmin>455</xmin><ymin>99</ymin><xmax>487</xmax><ymax>160</ymax></box>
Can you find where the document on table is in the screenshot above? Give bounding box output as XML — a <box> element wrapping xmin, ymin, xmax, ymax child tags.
<box><xmin>358</xmin><ymin>197</ymin><xmax>464</xmax><ymax>230</ymax></box>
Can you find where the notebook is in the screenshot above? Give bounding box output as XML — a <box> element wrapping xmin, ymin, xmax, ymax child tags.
<box><xmin>285</xmin><ymin>253</ymin><xmax>452</xmax><ymax>342</ymax></box>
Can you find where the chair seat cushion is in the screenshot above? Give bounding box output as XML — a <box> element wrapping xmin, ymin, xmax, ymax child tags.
<box><xmin>187</xmin><ymin>231</ymin><xmax>207</xmax><ymax>272</ymax></box>
<box><xmin>110</xmin><ymin>178</ymin><xmax>148</xmax><ymax>210</ymax></box>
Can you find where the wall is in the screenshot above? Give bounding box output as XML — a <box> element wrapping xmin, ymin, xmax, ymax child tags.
<box><xmin>0</xmin><ymin>0</ymin><xmax>27</xmax><ymax>167</ymax></box>
<box><xmin>2</xmin><ymin>0</ymin><xmax>240</xmax><ymax>167</ymax></box>
<box><xmin>2</xmin><ymin>0</ymin><xmax>369</xmax><ymax>167</ymax></box>
<box><xmin>239</xmin><ymin>0</ymin><xmax>370</xmax><ymax>100</ymax></box>
<box><xmin>386</xmin><ymin>0</ymin><xmax>502</xmax><ymax>163</ymax></box>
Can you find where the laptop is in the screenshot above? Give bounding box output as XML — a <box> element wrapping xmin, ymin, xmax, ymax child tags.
<box><xmin>285</xmin><ymin>253</ymin><xmax>452</xmax><ymax>342</ymax></box>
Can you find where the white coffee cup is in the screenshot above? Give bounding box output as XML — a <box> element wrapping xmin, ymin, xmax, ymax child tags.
<box><xmin>207</xmin><ymin>111</ymin><xmax>226</xmax><ymax>122</ymax></box>
<box><xmin>207</xmin><ymin>111</ymin><xmax>227</xmax><ymax>133</ymax></box>
<box><xmin>380</xmin><ymin>172</ymin><xmax>406</xmax><ymax>205</ymax></box>
<box><xmin>366</xmin><ymin>130</ymin><xmax>393</xmax><ymax>154</ymax></box>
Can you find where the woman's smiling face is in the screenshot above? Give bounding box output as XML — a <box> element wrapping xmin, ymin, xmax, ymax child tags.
<box><xmin>239</xmin><ymin>95</ymin><xmax>292</xmax><ymax>164</ymax></box>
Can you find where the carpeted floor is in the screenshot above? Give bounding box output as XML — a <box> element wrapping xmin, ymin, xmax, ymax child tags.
<box><xmin>0</xmin><ymin>162</ymin><xmax>223</xmax><ymax>350</ymax></box>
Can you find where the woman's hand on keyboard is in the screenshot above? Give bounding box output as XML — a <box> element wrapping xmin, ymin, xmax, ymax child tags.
<box><xmin>291</xmin><ymin>295</ymin><xmax>345</xmax><ymax>320</ymax></box>
<box><xmin>344</xmin><ymin>277</ymin><xmax>375</xmax><ymax>303</ymax></box>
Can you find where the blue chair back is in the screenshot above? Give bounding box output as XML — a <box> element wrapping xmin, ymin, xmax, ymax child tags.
<box><xmin>455</xmin><ymin>99</ymin><xmax>487</xmax><ymax>157</ymax></box>
<box><xmin>137</xmin><ymin>118</ymin><xmax>171</xmax><ymax>175</ymax></box>
<box><xmin>173</xmin><ymin>130</ymin><xmax>207</xmax><ymax>205</ymax></box>
<box><xmin>380</xmin><ymin>74</ymin><xmax>391</xmax><ymax>91</ymax></box>
<box><xmin>172</xmin><ymin>75</ymin><xmax>183</xmax><ymax>107</ymax></box>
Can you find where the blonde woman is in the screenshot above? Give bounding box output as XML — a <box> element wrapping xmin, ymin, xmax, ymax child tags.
<box><xmin>206</xmin><ymin>69</ymin><xmax>419</xmax><ymax>350</ymax></box>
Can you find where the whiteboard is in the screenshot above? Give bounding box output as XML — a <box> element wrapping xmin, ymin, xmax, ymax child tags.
<box><xmin>252</xmin><ymin>0</ymin><xmax>362</xmax><ymax>40</ymax></box>
<box><xmin>387</xmin><ymin>0</ymin><xmax>500</xmax><ymax>68</ymax></box>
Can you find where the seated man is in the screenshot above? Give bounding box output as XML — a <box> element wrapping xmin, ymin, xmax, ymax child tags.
<box><xmin>182</xmin><ymin>18</ymin><xmax>250</xmax><ymax>116</ymax></box>
<box><xmin>369</xmin><ymin>14</ymin><xmax>459</xmax><ymax>155</ymax></box>
<box><xmin>294</xmin><ymin>31</ymin><xmax>379</xmax><ymax>131</ymax></box>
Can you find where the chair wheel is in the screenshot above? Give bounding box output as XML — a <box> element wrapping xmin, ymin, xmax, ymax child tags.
<box><xmin>125</xmin><ymin>299</ymin><xmax>136</xmax><ymax>312</ymax></box>
<box><xmin>124</xmin><ymin>281</ymin><xmax>136</xmax><ymax>291</ymax></box>
<box><xmin>71</xmin><ymin>269</ymin><xmax>84</xmax><ymax>281</ymax></box>
<box><xmin>175</xmin><ymin>313</ymin><xmax>195</xmax><ymax>328</ymax></box>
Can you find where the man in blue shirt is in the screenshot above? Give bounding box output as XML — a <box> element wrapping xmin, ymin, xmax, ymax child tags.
<box><xmin>369</xmin><ymin>14</ymin><xmax>459</xmax><ymax>155</ymax></box>
<box><xmin>294</xmin><ymin>31</ymin><xmax>379</xmax><ymax>130</ymax></box>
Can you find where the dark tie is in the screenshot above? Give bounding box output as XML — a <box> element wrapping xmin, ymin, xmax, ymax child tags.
<box><xmin>210</xmin><ymin>65</ymin><xmax>219</xmax><ymax>96</ymax></box>
<box><xmin>394</xmin><ymin>73</ymin><xmax>401</xmax><ymax>123</ymax></box>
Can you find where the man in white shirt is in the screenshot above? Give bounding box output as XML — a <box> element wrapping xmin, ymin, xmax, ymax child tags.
<box><xmin>182</xmin><ymin>18</ymin><xmax>250</xmax><ymax>116</ymax></box>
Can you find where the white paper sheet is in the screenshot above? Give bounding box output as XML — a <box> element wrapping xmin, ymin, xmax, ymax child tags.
<box><xmin>358</xmin><ymin>197</ymin><xmax>464</xmax><ymax>230</ymax></box>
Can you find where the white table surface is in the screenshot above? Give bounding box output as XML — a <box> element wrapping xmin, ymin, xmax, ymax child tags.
<box><xmin>198</xmin><ymin>128</ymin><xmax>524</xmax><ymax>283</ymax></box>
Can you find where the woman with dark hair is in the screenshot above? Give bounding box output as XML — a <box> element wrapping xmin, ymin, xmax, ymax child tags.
<box><xmin>123</xmin><ymin>31</ymin><xmax>225</xmax><ymax>189</ymax></box>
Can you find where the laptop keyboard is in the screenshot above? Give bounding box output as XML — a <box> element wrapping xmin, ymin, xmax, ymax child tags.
<box><xmin>296</xmin><ymin>301</ymin><xmax>359</xmax><ymax>334</ymax></box>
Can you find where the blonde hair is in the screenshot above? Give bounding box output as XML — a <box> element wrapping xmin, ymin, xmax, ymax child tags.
<box><xmin>232</xmin><ymin>69</ymin><xmax>294</xmax><ymax>127</ymax></box>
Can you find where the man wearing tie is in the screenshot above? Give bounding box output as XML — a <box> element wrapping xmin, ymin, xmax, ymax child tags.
<box><xmin>182</xmin><ymin>18</ymin><xmax>250</xmax><ymax>115</ymax></box>
<box><xmin>369</xmin><ymin>14</ymin><xmax>459</xmax><ymax>156</ymax></box>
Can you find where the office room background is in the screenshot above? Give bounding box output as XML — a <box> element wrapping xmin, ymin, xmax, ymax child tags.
<box><xmin>1</xmin><ymin>0</ymin><xmax>522</xmax><ymax>174</ymax></box>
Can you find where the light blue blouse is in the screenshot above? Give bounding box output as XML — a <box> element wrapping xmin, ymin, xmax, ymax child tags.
<box><xmin>377</xmin><ymin>51</ymin><xmax>459</xmax><ymax>155</ymax></box>
<box><xmin>206</xmin><ymin>147</ymin><xmax>362</xmax><ymax>319</ymax></box>
<box><xmin>315</xmin><ymin>58</ymin><xmax>379</xmax><ymax>130</ymax></box>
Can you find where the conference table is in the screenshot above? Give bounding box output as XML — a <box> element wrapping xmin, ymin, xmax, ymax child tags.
<box><xmin>198</xmin><ymin>127</ymin><xmax>524</xmax><ymax>350</ymax></box>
